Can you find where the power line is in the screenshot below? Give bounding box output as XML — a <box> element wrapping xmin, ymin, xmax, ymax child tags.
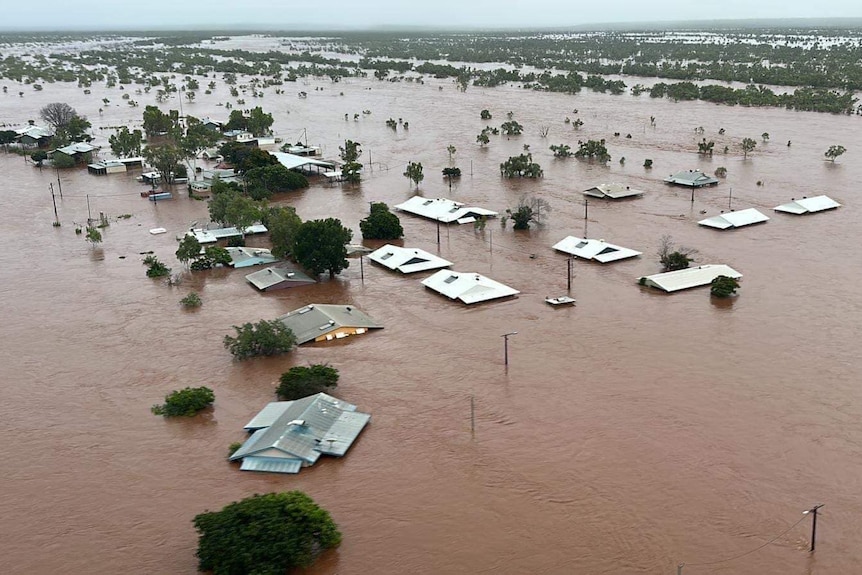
<box><xmin>682</xmin><ymin>514</ymin><xmax>808</xmax><ymax>569</ymax></box>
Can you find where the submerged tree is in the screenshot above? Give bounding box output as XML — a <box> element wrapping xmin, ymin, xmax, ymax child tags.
<box><xmin>741</xmin><ymin>137</ymin><xmax>757</xmax><ymax>159</ymax></box>
<box><xmin>277</xmin><ymin>364</ymin><xmax>340</xmax><ymax>400</ymax></box>
<box><xmin>339</xmin><ymin>139</ymin><xmax>362</xmax><ymax>184</ymax></box>
<box><xmin>193</xmin><ymin>492</ymin><xmax>341</xmax><ymax>574</ymax></box>
<box><xmin>109</xmin><ymin>127</ymin><xmax>143</xmax><ymax>158</ymax></box>
<box><xmin>710</xmin><ymin>275</ymin><xmax>740</xmax><ymax>298</ymax></box>
<box><xmin>403</xmin><ymin>161</ymin><xmax>424</xmax><ymax>189</ymax></box>
<box><xmin>825</xmin><ymin>145</ymin><xmax>846</xmax><ymax>162</ymax></box>
<box><xmin>359</xmin><ymin>202</ymin><xmax>403</xmax><ymax>240</ymax></box>
<box><xmin>223</xmin><ymin>320</ymin><xmax>297</xmax><ymax>360</ymax></box>
<box><xmin>657</xmin><ymin>235</ymin><xmax>698</xmax><ymax>271</ymax></box>
<box><xmin>574</xmin><ymin>139</ymin><xmax>610</xmax><ymax>162</ymax></box>
<box><xmin>293</xmin><ymin>218</ymin><xmax>352</xmax><ymax>278</ymax></box>
<box><xmin>506</xmin><ymin>196</ymin><xmax>551</xmax><ymax>230</ymax></box>
<box><xmin>500</xmin><ymin>153</ymin><xmax>543</xmax><ymax>178</ymax></box>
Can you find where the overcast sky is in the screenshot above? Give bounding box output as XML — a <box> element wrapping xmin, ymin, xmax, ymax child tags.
<box><xmin>3</xmin><ymin>0</ymin><xmax>862</xmax><ymax>30</ymax></box>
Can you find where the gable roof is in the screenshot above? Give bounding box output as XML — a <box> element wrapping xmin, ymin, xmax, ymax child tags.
<box><xmin>15</xmin><ymin>126</ymin><xmax>53</xmax><ymax>139</ymax></box>
<box><xmin>774</xmin><ymin>195</ymin><xmax>841</xmax><ymax>214</ymax></box>
<box><xmin>394</xmin><ymin>196</ymin><xmax>498</xmax><ymax>224</ymax></box>
<box><xmin>368</xmin><ymin>244</ymin><xmax>453</xmax><ymax>274</ymax></box>
<box><xmin>421</xmin><ymin>270</ymin><xmax>519</xmax><ymax>304</ymax></box>
<box><xmin>552</xmin><ymin>236</ymin><xmax>642</xmax><ymax>263</ymax></box>
<box><xmin>698</xmin><ymin>208</ymin><xmax>770</xmax><ymax>230</ymax></box>
<box><xmin>277</xmin><ymin>304</ymin><xmax>382</xmax><ymax>345</ymax></box>
<box><xmin>230</xmin><ymin>393</ymin><xmax>370</xmax><ymax>474</ymax></box>
<box><xmin>640</xmin><ymin>264</ymin><xmax>742</xmax><ymax>292</ymax></box>
<box><xmin>54</xmin><ymin>142</ymin><xmax>98</xmax><ymax>156</ymax></box>
<box><xmin>225</xmin><ymin>246</ymin><xmax>280</xmax><ymax>268</ymax></box>
<box><xmin>245</xmin><ymin>266</ymin><xmax>316</xmax><ymax>291</ymax></box>
<box><xmin>272</xmin><ymin>151</ymin><xmax>335</xmax><ymax>171</ymax></box>
<box><xmin>664</xmin><ymin>170</ymin><xmax>719</xmax><ymax>187</ymax></box>
<box><xmin>583</xmin><ymin>183</ymin><xmax>644</xmax><ymax>199</ymax></box>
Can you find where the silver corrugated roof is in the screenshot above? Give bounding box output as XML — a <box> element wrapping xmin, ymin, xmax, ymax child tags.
<box><xmin>640</xmin><ymin>264</ymin><xmax>742</xmax><ymax>292</ymax></box>
<box><xmin>664</xmin><ymin>170</ymin><xmax>719</xmax><ymax>187</ymax></box>
<box><xmin>698</xmin><ymin>208</ymin><xmax>770</xmax><ymax>229</ymax></box>
<box><xmin>245</xmin><ymin>266</ymin><xmax>316</xmax><ymax>291</ymax></box>
<box><xmin>277</xmin><ymin>304</ymin><xmax>382</xmax><ymax>345</ymax></box>
<box><xmin>240</xmin><ymin>456</ymin><xmax>303</xmax><ymax>474</ymax></box>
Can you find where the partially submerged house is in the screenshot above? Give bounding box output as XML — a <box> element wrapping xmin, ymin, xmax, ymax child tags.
<box><xmin>639</xmin><ymin>264</ymin><xmax>742</xmax><ymax>292</ymax></box>
<box><xmin>583</xmin><ymin>183</ymin><xmax>644</xmax><ymax>199</ymax></box>
<box><xmin>87</xmin><ymin>156</ymin><xmax>143</xmax><ymax>175</ymax></box>
<box><xmin>394</xmin><ymin>196</ymin><xmax>498</xmax><ymax>224</ymax></box>
<box><xmin>225</xmin><ymin>247</ymin><xmax>280</xmax><ymax>268</ymax></box>
<box><xmin>15</xmin><ymin>126</ymin><xmax>53</xmax><ymax>147</ymax></box>
<box><xmin>774</xmin><ymin>195</ymin><xmax>841</xmax><ymax>215</ymax></box>
<box><xmin>698</xmin><ymin>208</ymin><xmax>770</xmax><ymax>230</ymax></box>
<box><xmin>229</xmin><ymin>393</ymin><xmax>371</xmax><ymax>474</ymax></box>
<box><xmin>51</xmin><ymin>142</ymin><xmax>99</xmax><ymax>165</ymax></box>
<box><xmin>186</xmin><ymin>224</ymin><xmax>268</xmax><ymax>244</ymax></box>
<box><xmin>421</xmin><ymin>270</ymin><xmax>519</xmax><ymax>304</ymax></box>
<box><xmin>664</xmin><ymin>170</ymin><xmax>719</xmax><ymax>187</ymax></box>
<box><xmin>552</xmin><ymin>236</ymin><xmax>642</xmax><ymax>263</ymax></box>
<box><xmin>272</xmin><ymin>151</ymin><xmax>335</xmax><ymax>175</ymax></box>
<box><xmin>277</xmin><ymin>304</ymin><xmax>383</xmax><ymax>345</ymax></box>
<box><xmin>368</xmin><ymin>244</ymin><xmax>453</xmax><ymax>274</ymax></box>
<box><xmin>245</xmin><ymin>266</ymin><xmax>316</xmax><ymax>291</ymax></box>
<box><xmin>201</xmin><ymin>118</ymin><xmax>222</xmax><ymax>132</ymax></box>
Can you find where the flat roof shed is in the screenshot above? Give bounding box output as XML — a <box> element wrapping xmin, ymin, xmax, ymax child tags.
<box><xmin>640</xmin><ymin>264</ymin><xmax>742</xmax><ymax>292</ymax></box>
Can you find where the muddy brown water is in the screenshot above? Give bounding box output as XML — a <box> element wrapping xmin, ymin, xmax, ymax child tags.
<box><xmin>1</xmin><ymin>71</ymin><xmax>862</xmax><ymax>575</ymax></box>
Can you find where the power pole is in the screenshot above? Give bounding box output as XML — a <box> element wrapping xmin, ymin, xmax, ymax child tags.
<box><xmin>567</xmin><ymin>257</ymin><xmax>573</xmax><ymax>292</ymax></box>
<box><xmin>805</xmin><ymin>504</ymin><xmax>824</xmax><ymax>552</ymax></box>
<box><xmin>49</xmin><ymin>183</ymin><xmax>60</xmax><ymax>227</ymax></box>
<box><xmin>470</xmin><ymin>396</ymin><xmax>475</xmax><ymax>434</ymax></box>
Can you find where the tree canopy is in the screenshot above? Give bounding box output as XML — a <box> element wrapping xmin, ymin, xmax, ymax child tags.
<box><xmin>293</xmin><ymin>218</ymin><xmax>352</xmax><ymax>278</ymax></box>
<box><xmin>403</xmin><ymin>161</ymin><xmax>424</xmax><ymax>189</ymax></box>
<box><xmin>574</xmin><ymin>139</ymin><xmax>610</xmax><ymax>162</ymax></box>
<box><xmin>109</xmin><ymin>127</ymin><xmax>143</xmax><ymax>158</ymax></box>
<box><xmin>223</xmin><ymin>320</ymin><xmax>297</xmax><ymax>360</ymax></box>
<box><xmin>194</xmin><ymin>491</ymin><xmax>342</xmax><ymax>575</ymax></box>
<box><xmin>500</xmin><ymin>153</ymin><xmax>543</xmax><ymax>178</ymax></box>
<box><xmin>710</xmin><ymin>275</ymin><xmax>740</xmax><ymax>298</ymax></box>
<box><xmin>264</xmin><ymin>206</ymin><xmax>303</xmax><ymax>259</ymax></box>
<box><xmin>359</xmin><ymin>202</ymin><xmax>403</xmax><ymax>240</ymax></box>
<box><xmin>277</xmin><ymin>364</ymin><xmax>339</xmax><ymax>400</ymax></box>
<box><xmin>825</xmin><ymin>145</ymin><xmax>846</xmax><ymax>162</ymax></box>
<box><xmin>152</xmin><ymin>386</ymin><xmax>214</xmax><ymax>417</ymax></box>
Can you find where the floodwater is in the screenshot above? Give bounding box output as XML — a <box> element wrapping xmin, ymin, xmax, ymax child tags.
<box><xmin>1</xmin><ymin>66</ymin><xmax>862</xmax><ymax>575</ymax></box>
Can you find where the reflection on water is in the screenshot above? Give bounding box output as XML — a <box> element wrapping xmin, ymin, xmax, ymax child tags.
<box><xmin>1</xmin><ymin>70</ymin><xmax>861</xmax><ymax>575</ymax></box>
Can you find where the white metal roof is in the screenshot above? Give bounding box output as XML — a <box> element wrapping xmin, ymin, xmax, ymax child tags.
<box><xmin>774</xmin><ymin>195</ymin><xmax>841</xmax><ymax>214</ymax></box>
<box><xmin>15</xmin><ymin>126</ymin><xmax>52</xmax><ymax>138</ymax></box>
<box><xmin>368</xmin><ymin>244</ymin><xmax>453</xmax><ymax>274</ymax></box>
<box><xmin>186</xmin><ymin>224</ymin><xmax>268</xmax><ymax>244</ymax></box>
<box><xmin>394</xmin><ymin>196</ymin><xmax>498</xmax><ymax>224</ymax></box>
<box><xmin>664</xmin><ymin>170</ymin><xmax>719</xmax><ymax>187</ymax></box>
<box><xmin>583</xmin><ymin>183</ymin><xmax>644</xmax><ymax>199</ymax></box>
<box><xmin>421</xmin><ymin>270</ymin><xmax>519</xmax><ymax>304</ymax></box>
<box><xmin>54</xmin><ymin>142</ymin><xmax>98</xmax><ymax>155</ymax></box>
<box><xmin>640</xmin><ymin>264</ymin><xmax>742</xmax><ymax>292</ymax></box>
<box><xmin>226</xmin><ymin>247</ymin><xmax>279</xmax><ymax>268</ymax></box>
<box><xmin>552</xmin><ymin>236</ymin><xmax>642</xmax><ymax>263</ymax></box>
<box><xmin>698</xmin><ymin>208</ymin><xmax>770</xmax><ymax>229</ymax></box>
<box><xmin>272</xmin><ymin>151</ymin><xmax>335</xmax><ymax>171</ymax></box>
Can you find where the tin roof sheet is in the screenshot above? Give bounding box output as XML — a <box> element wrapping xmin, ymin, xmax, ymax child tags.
<box><xmin>774</xmin><ymin>195</ymin><xmax>841</xmax><ymax>214</ymax></box>
<box><xmin>698</xmin><ymin>208</ymin><xmax>770</xmax><ymax>229</ymax></box>
<box><xmin>368</xmin><ymin>244</ymin><xmax>453</xmax><ymax>273</ymax></box>
<box><xmin>552</xmin><ymin>237</ymin><xmax>642</xmax><ymax>263</ymax></box>
<box><xmin>641</xmin><ymin>264</ymin><xmax>742</xmax><ymax>292</ymax></box>
<box><xmin>277</xmin><ymin>304</ymin><xmax>382</xmax><ymax>345</ymax></box>
<box><xmin>394</xmin><ymin>196</ymin><xmax>498</xmax><ymax>224</ymax></box>
<box><xmin>421</xmin><ymin>270</ymin><xmax>519</xmax><ymax>304</ymax></box>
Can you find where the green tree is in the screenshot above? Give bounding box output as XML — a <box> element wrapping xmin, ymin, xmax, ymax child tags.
<box><xmin>761</xmin><ymin>132</ymin><xmax>770</xmax><ymax>142</ymax></box>
<box><xmin>190</xmin><ymin>246</ymin><xmax>233</xmax><ymax>271</ymax></box>
<box><xmin>180</xmin><ymin>292</ymin><xmax>202</xmax><ymax>308</ymax></box>
<box><xmin>0</xmin><ymin>129</ymin><xmax>17</xmax><ymax>151</ymax></box>
<box><xmin>277</xmin><ymin>364</ymin><xmax>340</xmax><ymax>400</ymax></box>
<box><xmin>264</xmin><ymin>206</ymin><xmax>303</xmax><ymax>259</ymax></box>
<box><xmin>180</xmin><ymin>116</ymin><xmax>221</xmax><ymax>175</ymax></box>
<box><xmin>825</xmin><ymin>145</ymin><xmax>846</xmax><ymax>162</ymax></box>
<box><xmin>224</xmin><ymin>195</ymin><xmax>263</xmax><ymax>236</ymax></box>
<box><xmin>446</xmin><ymin>144</ymin><xmax>456</xmax><ymax>161</ymax></box>
<box><xmin>223</xmin><ymin>320</ymin><xmax>297</xmax><ymax>360</ymax></box>
<box><xmin>505</xmin><ymin>196</ymin><xmax>551</xmax><ymax>230</ymax></box>
<box><xmin>741</xmin><ymin>137</ymin><xmax>757</xmax><ymax>159</ymax></box>
<box><xmin>30</xmin><ymin>150</ymin><xmax>48</xmax><ymax>165</ymax></box>
<box><xmin>109</xmin><ymin>127</ymin><xmax>143</xmax><ymax>158</ymax></box>
<box><xmin>710</xmin><ymin>275</ymin><xmax>740</xmax><ymax>298</ymax></box>
<box><xmin>64</xmin><ymin>115</ymin><xmax>93</xmax><ymax>143</ymax></box>
<box><xmin>193</xmin><ymin>492</ymin><xmax>341</xmax><ymax>574</ymax></box>
<box><xmin>244</xmin><ymin>164</ymin><xmax>308</xmax><ymax>197</ymax></box>
<box><xmin>293</xmin><ymin>218</ymin><xmax>352</xmax><ymax>278</ymax></box>
<box><xmin>143</xmin><ymin>144</ymin><xmax>185</xmax><ymax>189</ymax></box>
<box><xmin>574</xmin><ymin>139</ymin><xmax>610</xmax><ymax>162</ymax></box>
<box><xmin>480</xmin><ymin>109</ymin><xmax>492</xmax><ymax>120</ymax></box>
<box><xmin>85</xmin><ymin>226</ymin><xmax>102</xmax><ymax>245</ymax></box>
<box><xmin>657</xmin><ymin>235</ymin><xmax>697</xmax><ymax>272</ymax></box>
<box><xmin>500</xmin><ymin>153</ymin><xmax>543</xmax><ymax>178</ymax></box>
<box><xmin>500</xmin><ymin>120</ymin><xmax>523</xmax><ymax>135</ymax></box>
<box><xmin>476</xmin><ymin>132</ymin><xmax>490</xmax><ymax>146</ymax></box>
<box><xmin>52</xmin><ymin>152</ymin><xmax>76</xmax><ymax>169</ymax></box>
<box><xmin>143</xmin><ymin>255</ymin><xmax>171</xmax><ymax>277</ymax></box>
<box><xmin>141</xmin><ymin>105</ymin><xmax>174</xmax><ymax>137</ymax></box>
<box><xmin>697</xmin><ymin>139</ymin><xmax>715</xmax><ymax>156</ymax></box>
<box><xmin>247</xmin><ymin>106</ymin><xmax>274</xmax><ymax>136</ymax></box>
<box><xmin>208</xmin><ymin>183</ymin><xmax>244</xmax><ymax>224</ymax></box>
<box><xmin>339</xmin><ymin>139</ymin><xmax>362</xmax><ymax>184</ymax></box>
<box><xmin>360</xmin><ymin>202</ymin><xmax>404</xmax><ymax>240</ymax></box>
<box><xmin>176</xmin><ymin>234</ymin><xmax>202</xmax><ymax>266</ymax></box>
<box><xmin>549</xmin><ymin>144</ymin><xmax>573</xmax><ymax>157</ymax></box>
<box><xmin>403</xmin><ymin>161</ymin><xmax>424</xmax><ymax>189</ymax></box>
<box><xmin>151</xmin><ymin>386</ymin><xmax>214</xmax><ymax>417</ymax></box>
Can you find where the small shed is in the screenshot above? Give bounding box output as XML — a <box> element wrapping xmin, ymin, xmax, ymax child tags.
<box><xmin>230</xmin><ymin>393</ymin><xmax>371</xmax><ymax>474</ymax></box>
<box><xmin>421</xmin><ymin>270</ymin><xmax>519</xmax><ymax>304</ymax></box>
<box><xmin>277</xmin><ymin>304</ymin><xmax>383</xmax><ymax>345</ymax></box>
<box><xmin>553</xmin><ymin>236</ymin><xmax>642</xmax><ymax>263</ymax></box>
<box><xmin>664</xmin><ymin>170</ymin><xmax>719</xmax><ymax>187</ymax></box>
<box><xmin>368</xmin><ymin>245</ymin><xmax>453</xmax><ymax>274</ymax></box>
<box><xmin>88</xmin><ymin>160</ymin><xmax>127</xmax><ymax>175</ymax></box>
<box><xmin>583</xmin><ymin>183</ymin><xmax>644</xmax><ymax>199</ymax></box>
<box><xmin>246</xmin><ymin>266</ymin><xmax>316</xmax><ymax>291</ymax></box>
<box><xmin>186</xmin><ymin>224</ymin><xmax>268</xmax><ymax>244</ymax></box>
<box><xmin>639</xmin><ymin>264</ymin><xmax>742</xmax><ymax>292</ymax></box>
<box><xmin>15</xmin><ymin>126</ymin><xmax>53</xmax><ymax>147</ymax></box>
<box><xmin>698</xmin><ymin>208</ymin><xmax>770</xmax><ymax>230</ymax></box>
<box><xmin>774</xmin><ymin>195</ymin><xmax>841</xmax><ymax>215</ymax></box>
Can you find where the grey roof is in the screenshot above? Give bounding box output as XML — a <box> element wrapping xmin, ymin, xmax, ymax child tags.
<box><xmin>245</xmin><ymin>266</ymin><xmax>316</xmax><ymax>291</ymax></box>
<box><xmin>664</xmin><ymin>170</ymin><xmax>719</xmax><ymax>187</ymax></box>
<box><xmin>583</xmin><ymin>183</ymin><xmax>644</xmax><ymax>199</ymax></box>
<box><xmin>231</xmin><ymin>393</ymin><xmax>371</xmax><ymax>473</ymax></box>
<box><xmin>240</xmin><ymin>457</ymin><xmax>303</xmax><ymax>474</ymax></box>
<box><xmin>226</xmin><ymin>247</ymin><xmax>280</xmax><ymax>268</ymax></box>
<box><xmin>277</xmin><ymin>303</ymin><xmax>383</xmax><ymax>345</ymax></box>
<box><xmin>54</xmin><ymin>142</ymin><xmax>98</xmax><ymax>156</ymax></box>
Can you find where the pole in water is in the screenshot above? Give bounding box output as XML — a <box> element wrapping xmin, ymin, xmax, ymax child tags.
<box><xmin>729</xmin><ymin>187</ymin><xmax>733</xmax><ymax>210</ymax></box>
<box><xmin>584</xmin><ymin>198</ymin><xmax>588</xmax><ymax>220</ymax></box>
<box><xmin>567</xmin><ymin>257</ymin><xmax>572</xmax><ymax>292</ymax></box>
<box><xmin>359</xmin><ymin>255</ymin><xmax>364</xmax><ymax>282</ymax></box>
<box><xmin>50</xmin><ymin>183</ymin><xmax>60</xmax><ymax>226</ymax></box>
<box><xmin>677</xmin><ymin>563</ymin><xmax>684</xmax><ymax>575</ymax></box>
<box><xmin>86</xmin><ymin>194</ymin><xmax>92</xmax><ymax>225</ymax></box>
<box><xmin>56</xmin><ymin>169</ymin><xmax>63</xmax><ymax>197</ymax></box>
<box><xmin>436</xmin><ymin>218</ymin><xmax>440</xmax><ymax>246</ymax></box>
<box><xmin>805</xmin><ymin>504</ymin><xmax>824</xmax><ymax>552</ymax></box>
<box><xmin>470</xmin><ymin>396</ymin><xmax>475</xmax><ymax>434</ymax></box>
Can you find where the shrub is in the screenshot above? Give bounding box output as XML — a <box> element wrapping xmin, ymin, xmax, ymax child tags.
<box><xmin>180</xmin><ymin>292</ymin><xmax>202</xmax><ymax>308</ymax></box>
<box><xmin>52</xmin><ymin>153</ymin><xmax>76</xmax><ymax>169</ymax></box>
<box><xmin>227</xmin><ymin>442</ymin><xmax>243</xmax><ymax>457</ymax></box>
<box><xmin>277</xmin><ymin>364</ymin><xmax>339</xmax><ymax>400</ymax></box>
<box><xmin>711</xmin><ymin>275</ymin><xmax>740</xmax><ymax>298</ymax></box>
<box><xmin>663</xmin><ymin>251</ymin><xmax>693</xmax><ymax>271</ymax></box>
<box><xmin>143</xmin><ymin>255</ymin><xmax>171</xmax><ymax>277</ymax></box>
<box><xmin>223</xmin><ymin>320</ymin><xmax>297</xmax><ymax>360</ymax></box>
<box><xmin>152</xmin><ymin>386</ymin><xmax>214</xmax><ymax>417</ymax></box>
<box><xmin>359</xmin><ymin>202</ymin><xmax>403</xmax><ymax>240</ymax></box>
<box><xmin>193</xmin><ymin>492</ymin><xmax>341</xmax><ymax>574</ymax></box>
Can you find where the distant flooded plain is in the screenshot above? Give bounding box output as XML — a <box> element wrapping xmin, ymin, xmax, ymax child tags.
<box><xmin>1</xmin><ymin>62</ymin><xmax>862</xmax><ymax>575</ymax></box>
